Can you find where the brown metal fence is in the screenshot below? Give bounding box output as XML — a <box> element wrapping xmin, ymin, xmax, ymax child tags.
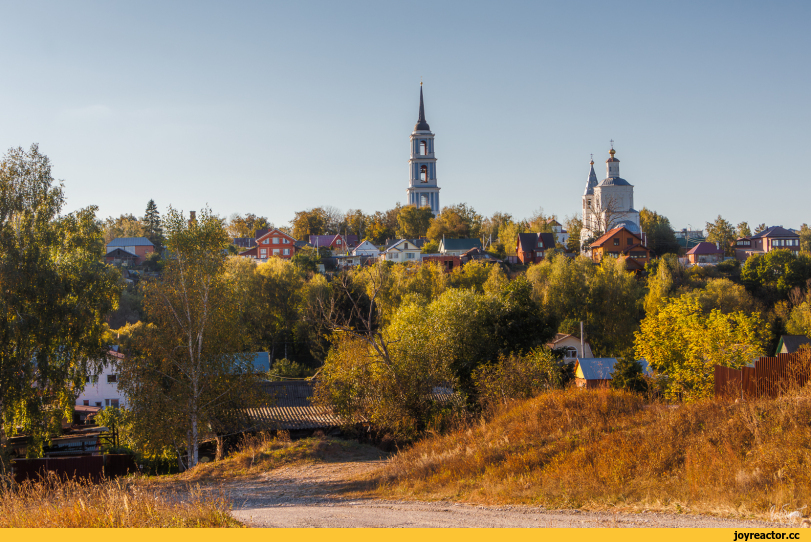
<box><xmin>12</xmin><ymin>454</ymin><xmax>138</xmax><ymax>484</ymax></box>
<box><xmin>714</xmin><ymin>350</ymin><xmax>811</xmax><ymax>399</ymax></box>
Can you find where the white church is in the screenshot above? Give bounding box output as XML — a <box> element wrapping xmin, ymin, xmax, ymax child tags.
<box><xmin>581</xmin><ymin>143</ymin><xmax>641</xmax><ymax>246</ymax></box>
<box><xmin>406</xmin><ymin>83</ymin><xmax>441</xmax><ymax>215</ymax></box>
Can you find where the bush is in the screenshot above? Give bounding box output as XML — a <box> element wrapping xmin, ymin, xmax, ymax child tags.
<box><xmin>473</xmin><ymin>349</ymin><xmax>570</xmax><ymax>411</ymax></box>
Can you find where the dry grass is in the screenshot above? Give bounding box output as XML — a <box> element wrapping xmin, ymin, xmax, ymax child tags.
<box><xmin>377</xmin><ymin>387</ymin><xmax>811</xmax><ymax>519</ymax></box>
<box><xmin>175</xmin><ymin>432</ymin><xmax>378</xmax><ymax>483</ymax></box>
<box><xmin>0</xmin><ymin>472</ymin><xmax>241</xmax><ymax>527</ymax></box>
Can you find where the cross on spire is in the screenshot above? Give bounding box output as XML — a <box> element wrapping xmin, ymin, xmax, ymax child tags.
<box><xmin>610</xmin><ymin>139</ymin><xmax>614</xmax><ymax>150</ymax></box>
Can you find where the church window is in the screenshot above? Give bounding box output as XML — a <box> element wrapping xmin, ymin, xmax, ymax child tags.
<box><xmin>420</xmin><ymin>194</ymin><xmax>429</xmax><ymax>207</ymax></box>
<box><xmin>420</xmin><ymin>165</ymin><xmax>428</xmax><ymax>183</ymax></box>
<box><xmin>420</xmin><ymin>141</ymin><xmax>427</xmax><ymax>155</ymax></box>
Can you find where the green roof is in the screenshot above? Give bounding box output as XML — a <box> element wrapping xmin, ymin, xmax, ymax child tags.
<box><xmin>440</xmin><ymin>238</ymin><xmax>483</xmax><ymax>251</ymax></box>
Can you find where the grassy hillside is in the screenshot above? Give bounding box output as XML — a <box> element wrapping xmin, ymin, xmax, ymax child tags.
<box><xmin>377</xmin><ymin>388</ymin><xmax>811</xmax><ymax>518</ymax></box>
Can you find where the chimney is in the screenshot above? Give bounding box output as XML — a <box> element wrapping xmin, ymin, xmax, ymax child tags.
<box><xmin>189</xmin><ymin>210</ymin><xmax>196</xmax><ymax>225</ymax></box>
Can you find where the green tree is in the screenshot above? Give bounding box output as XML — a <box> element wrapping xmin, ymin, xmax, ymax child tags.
<box><xmin>610</xmin><ymin>358</ymin><xmax>649</xmax><ymax>393</ymax></box>
<box><xmin>564</xmin><ymin>215</ymin><xmax>582</xmax><ymax>253</ymax></box>
<box><xmin>736</xmin><ymin>221</ymin><xmax>752</xmax><ymax>239</ymax></box>
<box><xmin>799</xmin><ymin>224</ymin><xmax>811</xmax><ymax>254</ymax></box>
<box><xmin>396</xmin><ymin>205</ymin><xmax>433</xmax><ymax>239</ymax></box>
<box><xmin>0</xmin><ymin>145</ymin><xmax>121</xmax><ymax>455</ymax></box>
<box><xmin>120</xmin><ymin>208</ymin><xmax>258</xmax><ymax>468</ymax></box>
<box><xmin>741</xmin><ymin>250</ymin><xmax>811</xmax><ymax>297</ymax></box>
<box><xmin>634</xmin><ymin>295</ymin><xmax>766</xmax><ymax>401</ymax></box>
<box><xmin>427</xmin><ymin>203</ymin><xmax>482</xmax><ymax>241</ymax></box>
<box><xmin>291</xmin><ymin>207</ymin><xmax>328</xmax><ymax>240</ymax></box>
<box><xmin>143</xmin><ymin>199</ymin><xmax>163</xmax><ymax>249</ymax></box>
<box><xmin>251</xmin><ymin>258</ymin><xmax>305</xmax><ymax>361</ymax></box>
<box><xmin>705</xmin><ymin>215</ymin><xmax>736</xmax><ymax>257</ymax></box>
<box><xmin>755</xmin><ymin>223</ymin><xmax>767</xmax><ymax>234</ymax></box>
<box><xmin>644</xmin><ymin>254</ymin><xmax>679</xmax><ymax>316</ymax></box>
<box><xmin>786</xmin><ymin>301</ymin><xmax>811</xmax><ymax>336</ymax></box>
<box><xmin>227</xmin><ymin>213</ymin><xmax>270</xmax><ymax>238</ymax></box>
<box><xmin>343</xmin><ymin>209</ymin><xmax>367</xmax><ymax>238</ymax></box>
<box><xmin>640</xmin><ymin>208</ymin><xmax>680</xmax><ymax>257</ymax></box>
<box><xmin>103</xmin><ymin>214</ymin><xmax>147</xmax><ymax>244</ymax></box>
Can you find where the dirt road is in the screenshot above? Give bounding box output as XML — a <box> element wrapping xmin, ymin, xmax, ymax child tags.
<box><xmin>224</xmin><ymin>448</ymin><xmax>794</xmax><ymax>528</ymax></box>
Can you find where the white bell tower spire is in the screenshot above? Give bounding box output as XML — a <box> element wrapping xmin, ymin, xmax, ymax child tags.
<box><xmin>406</xmin><ymin>83</ymin><xmax>440</xmax><ymax>215</ymax></box>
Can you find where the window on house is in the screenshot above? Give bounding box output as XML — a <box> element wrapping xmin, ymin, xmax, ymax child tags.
<box><xmin>337</xmin><ymin>239</ymin><xmax>341</xmax><ymax>245</ymax></box>
<box><xmin>107</xmin><ymin>374</ymin><xmax>117</xmax><ymax>383</ymax></box>
<box><xmin>613</xmin><ymin>239</ymin><xmax>620</xmax><ymax>246</ymax></box>
<box><xmin>627</xmin><ymin>238</ymin><xmax>633</xmax><ymax>245</ymax></box>
<box><xmin>407</xmin><ymin>252</ymin><xmax>415</xmax><ymax>259</ymax></box>
<box><xmin>283</xmin><ymin>248</ymin><xmax>289</xmax><ymax>255</ymax></box>
<box><xmin>88</xmin><ymin>375</ymin><xmax>98</xmax><ymax>384</ymax></box>
<box><xmin>260</xmin><ymin>248</ymin><xmax>267</xmax><ymax>255</ymax></box>
<box><xmin>105</xmin><ymin>399</ymin><xmax>119</xmax><ymax>407</ymax></box>
<box><xmin>282</xmin><ymin>238</ymin><xmax>289</xmax><ymax>244</ymax></box>
<box><xmin>565</xmin><ymin>347</ymin><xmax>578</xmax><ymax>359</ymax></box>
<box><xmin>95</xmin><ymin>402</ymin><xmax>102</xmax><ymax>407</ymax></box>
<box><xmin>273</xmin><ymin>249</ymin><xmax>280</xmax><ymax>255</ymax></box>
<box><xmin>262</xmin><ymin>239</ymin><xmax>269</xmax><ymax>244</ymax></box>
<box><xmin>83</xmin><ymin>400</ymin><xmax>90</xmax><ymax>406</ymax></box>
<box><xmin>537</xmin><ymin>240</ymin><xmax>543</xmax><ymax>248</ymax></box>
<box><xmin>420</xmin><ymin>165</ymin><xmax>428</xmax><ymax>183</ymax></box>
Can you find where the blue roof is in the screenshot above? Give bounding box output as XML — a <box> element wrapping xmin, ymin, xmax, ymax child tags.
<box><xmin>576</xmin><ymin>358</ymin><xmax>619</xmax><ymax>380</ymax></box>
<box><xmin>107</xmin><ymin>237</ymin><xmax>154</xmax><ymax>247</ymax></box>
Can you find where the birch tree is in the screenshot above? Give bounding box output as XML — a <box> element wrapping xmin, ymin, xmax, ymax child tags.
<box><xmin>120</xmin><ymin>208</ymin><xmax>257</xmax><ymax>468</ymax></box>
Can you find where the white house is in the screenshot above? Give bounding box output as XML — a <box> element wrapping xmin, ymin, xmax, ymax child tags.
<box><xmin>352</xmin><ymin>240</ymin><xmax>381</xmax><ymax>257</ymax></box>
<box><xmin>380</xmin><ymin>239</ymin><xmax>422</xmax><ymax>262</ymax></box>
<box><xmin>76</xmin><ymin>351</ymin><xmax>127</xmax><ymax>409</ymax></box>
<box><xmin>547</xmin><ymin>219</ymin><xmax>569</xmax><ymax>246</ymax></box>
<box><xmin>545</xmin><ymin>333</ymin><xmax>594</xmax><ymax>361</ymax></box>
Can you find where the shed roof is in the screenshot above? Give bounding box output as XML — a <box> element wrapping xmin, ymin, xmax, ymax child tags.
<box><xmin>107</xmin><ymin>237</ymin><xmax>154</xmax><ymax>247</ymax></box>
<box><xmin>575</xmin><ymin>358</ymin><xmax>619</xmax><ymax>380</ymax></box>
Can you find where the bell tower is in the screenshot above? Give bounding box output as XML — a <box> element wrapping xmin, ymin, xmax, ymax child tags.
<box><xmin>406</xmin><ymin>83</ymin><xmax>440</xmax><ymax>215</ymax></box>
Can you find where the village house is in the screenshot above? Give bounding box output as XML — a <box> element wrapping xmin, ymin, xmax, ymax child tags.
<box><xmin>76</xmin><ymin>350</ymin><xmax>127</xmax><ymax>409</ymax></box>
<box><xmin>438</xmin><ymin>238</ymin><xmax>483</xmax><ymax>257</ymax></box>
<box><xmin>547</xmin><ymin>219</ymin><xmax>569</xmax><ymax>246</ymax></box>
<box><xmin>733</xmin><ymin>226</ymin><xmax>801</xmax><ymax>262</ymax></box>
<box><xmin>685</xmin><ymin>242</ymin><xmax>724</xmax><ymax>265</ymax></box>
<box><xmin>351</xmin><ymin>240</ymin><xmax>381</xmax><ymax>258</ymax></box>
<box><xmin>545</xmin><ymin>333</ymin><xmax>594</xmax><ymax>361</ymax></box>
<box><xmin>380</xmin><ymin>239</ymin><xmax>422</xmax><ymax>262</ymax></box>
<box><xmin>775</xmin><ymin>335</ymin><xmax>811</xmax><ymax>355</ymax></box>
<box><xmin>309</xmin><ymin>234</ymin><xmax>357</xmax><ymax>255</ymax></box>
<box><xmin>105</xmin><ymin>237</ymin><xmax>155</xmax><ymax>265</ymax></box>
<box><xmin>589</xmin><ymin>226</ymin><xmax>652</xmax><ymax>271</ymax></box>
<box><xmin>573</xmin><ymin>358</ymin><xmax>619</xmax><ymax>389</ymax></box>
<box><xmin>515</xmin><ymin>232</ymin><xmax>557</xmax><ymax>264</ymax></box>
<box><xmin>239</xmin><ymin>229</ymin><xmax>298</xmax><ymax>261</ymax></box>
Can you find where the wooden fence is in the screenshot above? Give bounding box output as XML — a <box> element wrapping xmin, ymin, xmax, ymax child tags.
<box><xmin>714</xmin><ymin>350</ymin><xmax>811</xmax><ymax>399</ymax></box>
<box><xmin>12</xmin><ymin>454</ymin><xmax>138</xmax><ymax>484</ymax></box>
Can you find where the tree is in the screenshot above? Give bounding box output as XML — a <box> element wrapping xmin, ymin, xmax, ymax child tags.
<box><xmin>481</xmin><ymin>212</ymin><xmax>512</xmax><ymax>246</ymax></box>
<box><xmin>527</xmin><ymin>207</ymin><xmax>553</xmax><ymax>233</ymax></box>
<box><xmin>610</xmin><ymin>358</ymin><xmax>648</xmax><ymax>393</ymax></box>
<box><xmin>143</xmin><ymin>199</ymin><xmax>163</xmax><ymax>249</ymax></box>
<box><xmin>120</xmin><ymin>208</ymin><xmax>258</xmax><ymax>469</ymax></box>
<box><xmin>227</xmin><ymin>213</ymin><xmax>270</xmax><ymax>238</ymax></box>
<box><xmin>786</xmin><ymin>301</ymin><xmax>811</xmax><ymax>336</ymax></box>
<box><xmin>800</xmin><ymin>224</ymin><xmax>811</xmax><ymax>254</ymax></box>
<box><xmin>634</xmin><ymin>295</ymin><xmax>766</xmax><ymax>401</ymax></box>
<box><xmin>102</xmin><ymin>214</ymin><xmax>146</xmax><ymax>244</ymax></box>
<box><xmin>755</xmin><ymin>223</ymin><xmax>767</xmax><ymax>234</ymax></box>
<box><xmin>705</xmin><ymin>215</ymin><xmax>736</xmax><ymax>256</ymax></box>
<box><xmin>644</xmin><ymin>254</ymin><xmax>679</xmax><ymax>316</ymax></box>
<box><xmin>0</xmin><ymin>145</ymin><xmax>121</xmax><ymax>455</ymax></box>
<box><xmin>639</xmin><ymin>208</ymin><xmax>679</xmax><ymax>257</ymax></box>
<box><xmin>736</xmin><ymin>221</ymin><xmax>752</xmax><ymax>239</ymax></box>
<box><xmin>251</xmin><ymin>258</ymin><xmax>305</xmax><ymax>361</ymax></box>
<box><xmin>564</xmin><ymin>215</ymin><xmax>582</xmax><ymax>253</ymax></box>
<box><xmin>426</xmin><ymin>203</ymin><xmax>483</xmax><ymax>241</ymax></box>
<box><xmin>344</xmin><ymin>209</ymin><xmax>367</xmax><ymax>238</ymax></box>
<box><xmin>366</xmin><ymin>210</ymin><xmax>397</xmax><ymax>245</ymax></box>
<box><xmin>741</xmin><ymin>250</ymin><xmax>811</xmax><ymax>297</ymax></box>
<box><xmin>291</xmin><ymin>208</ymin><xmax>328</xmax><ymax>240</ymax></box>
<box><xmin>396</xmin><ymin>205</ymin><xmax>433</xmax><ymax>239</ymax></box>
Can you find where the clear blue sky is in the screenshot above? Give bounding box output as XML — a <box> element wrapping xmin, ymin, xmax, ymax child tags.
<box><xmin>1</xmin><ymin>1</ymin><xmax>808</xmax><ymax>231</ymax></box>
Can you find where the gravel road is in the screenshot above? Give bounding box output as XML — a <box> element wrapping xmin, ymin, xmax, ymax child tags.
<box><xmin>223</xmin><ymin>450</ymin><xmax>797</xmax><ymax>528</ymax></box>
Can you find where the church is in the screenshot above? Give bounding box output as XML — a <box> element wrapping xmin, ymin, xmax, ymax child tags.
<box><xmin>581</xmin><ymin>144</ymin><xmax>641</xmax><ymax>247</ymax></box>
<box><xmin>405</xmin><ymin>83</ymin><xmax>441</xmax><ymax>215</ymax></box>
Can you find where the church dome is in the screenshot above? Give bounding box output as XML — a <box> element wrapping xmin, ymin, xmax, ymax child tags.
<box><xmin>613</xmin><ymin>220</ymin><xmax>640</xmax><ymax>234</ymax></box>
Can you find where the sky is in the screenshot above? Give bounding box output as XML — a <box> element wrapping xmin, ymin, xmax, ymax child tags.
<box><xmin>0</xmin><ymin>0</ymin><xmax>808</xmax><ymax>232</ymax></box>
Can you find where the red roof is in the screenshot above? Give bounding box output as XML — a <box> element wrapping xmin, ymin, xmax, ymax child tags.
<box><xmin>685</xmin><ymin>242</ymin><xmax>723</xmax><ymax>255</ymax></box>
<box><xmin>590</xmin><ymin>226</ymin><xmax>641</xmax><ymax>248</ymax></box>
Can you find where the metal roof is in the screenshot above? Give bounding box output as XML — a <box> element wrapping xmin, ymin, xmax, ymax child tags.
<box><xmin>107</xmin><ymin>237</ymin><xmax>154</xmax><ymax>247</ymax></box>
<box><xmin>598</xmin><ymin>177</ymin><xmax>632</xmax><ymax>186</ymax></box>
<box><xmin>686</xmin><ymin>242</ymin><xmax>723</xmax><ymax>255</ymax></box>
<box><xmin>575</xmin><ymin>358</ymin><xmax>619</xmax><ymax>380</ymax></box>
<box><xmin>752</xmin><ymin>226</ymin><xmax>799</xmax><ymax>239</ymax></box>
<box><xmin>441</xmin><ymin>238</ymin><xmax>483</xmax><ymax>251</ymax></box>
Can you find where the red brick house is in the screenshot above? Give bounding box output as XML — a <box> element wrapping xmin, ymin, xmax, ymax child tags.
<box><xmin>105</xmin><ymin>237</ymin><xmax>155</xmax><ymax>265</ymax></box>
<box><xmin>685</xmin><ymin>242</ymin><xmax>724</xmax><ymax>264</ymax></box>
<box><xmin>516</xmin><ymin>232</ymin><xmax>557</xmax><ymax>264</ymax></box>
<box><xmin>589</xmin><ymin>226</ymin><xmax>652</xmax><ymax>272</ymax></box>
<box><xmin>240</xmin><ymin>229</ymin><xmax>297</xmax><ymax>261</ymax></box>
<box><xmin>733</xmin><ymin>226</ymin><xmax>801</xmax><ymax>262</ymax></box>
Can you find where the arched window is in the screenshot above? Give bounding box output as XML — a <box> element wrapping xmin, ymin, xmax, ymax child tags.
<box><xmin>420</xmin><ymin>194</ymin><xmax>429</xmax><ymax>207</ymax></box>
<box><xmin>420</xmin><ymin>140</ymin><xmax>428</xmax><ymax>155</ymax></box>
<box><xmin>420</xmin><ymin>165</ymin><xmax>428</xmax><ymax>183</ymax></box>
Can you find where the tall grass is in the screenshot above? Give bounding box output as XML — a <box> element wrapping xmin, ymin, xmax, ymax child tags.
<box><xmin>379</xmin><ymin>387</ymin><xmax>811</xmax><ymax>518</ymax></box>
<box><xmin>0</xmin><ymin>472</ymin><xmax>240</xmax><ymax>527</ymax></box>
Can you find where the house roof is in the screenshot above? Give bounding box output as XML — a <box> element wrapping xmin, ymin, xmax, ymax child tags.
<box><xmin>256</xmin><ymin>229</ymin><xmax>296</xmax><ymax>243</ymax></box>
<box><xmin>686</xmin><ymin>242</ymin><xmax>724</xmax><ymax>255</ymax></box>
<box><xmin>517</xmin><ymin>233</ymin><xmax>537</xmax><ymax>252</ymax></box>
<box><xmin>107</xmin><ymin>237</ymin><xmax>154</xmax><ymax>247</ymax></box>
<box><xmin>575</xmin><ymin>358</ymin><xmax>619</xmax><ymax>380</ymax></box>
<box><xmin>441</xmin><ymin>238</ymin><xmax>483</xmax><ymax>251</ymax></box>
<box><xmin>106</xmin><ymin>248</ymin><xmax>138</xmax><ymax>258</ymax></box>
<box><xmin>590</xmin><ymin>226</ymin><xmax>641</xmax><ymax>248</ymax></box>
<box><xmin>414</xmin><ymin>85</ymin><xmax>431</xmax><ymax>132</ymax></box>
<box><xmin>384</xmin><ymin>239</ymin><xmax>420</xmax><ymax>252</ymax></box>
<box><xmin>232</xmin><ymin>237</ymin><xmax>257</xmax><ymax>248</ymax></box>
<box><xmin>309</xmin><ymin>234</ymin><xmax>343</xmax><ymax>247</ymax></box>
<box><xmin>622</xmin><ymin>243</ymin><xmax>651</xmax><ymax>255</ymax></box>
<box><xmin>249</xmin><ymin>352</ymin><xmax>270</xmax><ymax>373</ymax></box>
<box><xmin>752</xmin><ymin>226</ymin><xmax>799</xmax><ymax>239</ymax></box>
<box><xmin>778</xmin><ymin>335</ymin><xmax>811</xmax><ymax>354</ymax></box>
